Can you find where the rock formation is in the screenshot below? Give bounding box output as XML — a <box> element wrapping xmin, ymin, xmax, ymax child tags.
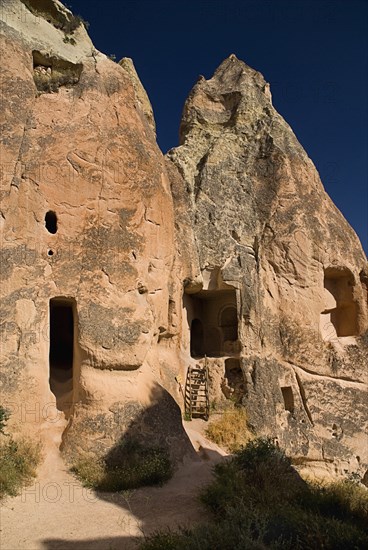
<box><xmin>1</xmin><ymin>0</ymin><xmax>367</xmax><ymax>480</ymax></box>
<box><xmin>0</xmin><ymin>0</ymin><xmax>193</xmax><ymax>464</ymax></box>
<box><xmin>167</xmin><ymin>56</ymin><xmax>368</xmax><ymax>479</ymax></box>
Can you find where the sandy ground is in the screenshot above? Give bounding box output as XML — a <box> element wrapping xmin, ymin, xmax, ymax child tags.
<box><xmin>0</xmin><ymin>419</ymin><xmax>227</xmax><ymax>550</ymax></box>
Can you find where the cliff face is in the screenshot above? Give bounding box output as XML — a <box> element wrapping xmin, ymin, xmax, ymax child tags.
<box><xmin>0</xmin><ymin>0</ymin><xmax>193</xmax><ymax>463</ymax></box>
<box><xmin>1</xmin><ymin>1</ymin><xmax>367</xmax><ymax>479</ymax></box>
<box><xmin>168</xmin><ymin>55</ymin><xmax>368</xmax><ymax>479</ymax></box>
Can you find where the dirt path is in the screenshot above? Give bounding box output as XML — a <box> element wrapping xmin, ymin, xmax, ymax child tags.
<box><xmin>1</xmin><ymin>420</ymin><xmax>227</xmax><ymax>550</ymax></box>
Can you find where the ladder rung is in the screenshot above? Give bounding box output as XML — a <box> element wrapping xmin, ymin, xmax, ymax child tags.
<box><xmin>191</xmin><ymin>398</ymin><xmax>206</xmax><ymax>402</ymax></box>
<box><xmin>186</xmin><ymin>363</ymin><xmax>209</xmax><ymax>420</ymax></box>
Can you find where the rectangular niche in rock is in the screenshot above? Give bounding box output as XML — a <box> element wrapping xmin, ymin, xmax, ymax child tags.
<box><xmin>185</xmin><ymin>288</ymin><xmax>239</xmax><ymax>358</ymax></box>
<box><xmin>33</xmin><ymin>50</ymin><xmax>83</xmax><ymax>93</ymax></box>
<box><xmin>223</xmin><ymin>358</ymin><xmax>245</xmax><ymax>403</ymax></box>
<box><xmin>281</xmin><ymin>386</ymin><xmax>294</xmax><ymax>413</ymax></box>
<box><xmin>321</xmin><ymin>267</ymin><xmax>359</xmax><ymax>338</ymax></box>
<box><xmin>49</xmin><ymin>297</ymin><xmax>76</xmax><ymax>416</ymax></box>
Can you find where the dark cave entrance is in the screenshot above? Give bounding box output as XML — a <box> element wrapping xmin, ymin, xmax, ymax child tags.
<box><xmin>281</xmin><ymin>386</ymin><xmax>294</xmax><ymax>413</ymax></box>
<box><xmin>186</xmin><ymin>289</ymin><xmax>239</xmax><ymax>358</ymax></box>
<box><xmin>190</xmin><ymin>318</ymin><xmax>204</xmax><ymax>357</ymax></box>
<box><xmin>49</xmin><ymin>298</ymin><xmax>75</xmax><ymax>415</ymax></box>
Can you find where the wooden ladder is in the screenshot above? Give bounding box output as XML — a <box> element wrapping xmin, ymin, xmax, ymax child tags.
<box><xmin>185</xmin><ymin>359</ymin><xmax>209</xmax><ymax>420</ymax></box>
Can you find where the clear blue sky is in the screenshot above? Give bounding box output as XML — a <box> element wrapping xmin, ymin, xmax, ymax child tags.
<box><xmin>68</xmin><ymin>0</ymin><xmax>367</xmax><ymax>254</ymax></box>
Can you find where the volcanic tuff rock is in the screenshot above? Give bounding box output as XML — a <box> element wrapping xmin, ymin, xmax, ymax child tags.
<box><xmin>0</xmin><ymin>0</ymin><xmax>194</xmax><ymax>463</ymax></box>
<box><xmin>167</xmin><ymin>55</ymin><xmax>368</xmax><ymax>479</ymax></box>
<box><xmin>1</xmin><ymin>0</ymin><xmax>367</xmax><ymax>480</ymax></box>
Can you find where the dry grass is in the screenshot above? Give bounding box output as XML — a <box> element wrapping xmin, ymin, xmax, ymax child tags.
<box><xmin>0</xmin><ymin>437</ymin><xmax>42</xmax><ymax>500</ymax></box>
<box><xmin>205</xmin><ymin>406</ymin><xmax>253</xmax><ymax>452</ymax></box>
<box><xmin>33</xmin><ymin>67</ymin><xmax>81</xmax><ymax>93</ymax></box>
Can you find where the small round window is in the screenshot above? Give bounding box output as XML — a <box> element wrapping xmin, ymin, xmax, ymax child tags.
<box><xmin>45</xmin><ymin>211</ymin><xmax>57</xmax><ymax>234</ymax></box>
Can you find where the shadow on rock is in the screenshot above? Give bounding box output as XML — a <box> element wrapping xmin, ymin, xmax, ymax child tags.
<box><xmin>41</xmin><ymin>382</ymin><xmax>223</xmax><ymax>549</ymax></box>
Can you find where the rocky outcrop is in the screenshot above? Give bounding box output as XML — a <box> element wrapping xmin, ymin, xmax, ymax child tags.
<box><xmin>0</xmin><ymin>0</ymin><xmax>193</xmax><ymax>464</ymax></box>
<box><xmin>167</xmin><ymin>55</ymin><xmax>368</xmax><ymax>479</ymax></box>
<box><xmin>1</xmin><ymin>1</ymin><xmax>367</xmax><ymax>480</ymax></box>
<box><xmin>119</xmin><ymin>57</ymin><xmax>156</xmax><ymax>135</ymax></box>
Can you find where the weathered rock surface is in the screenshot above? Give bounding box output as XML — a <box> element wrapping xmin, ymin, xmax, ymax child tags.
<box><xmin>0</xmin><ymin>0</ymin><xmax>194</xmax><ymax>464</ymax></box>
<box><xmin>1</xmin><ymin>1</ymin><xmax>367</xmax><ymax>480</ymax></box>
<box><xmin>167</xmin><ymin>55</ymin><xmax>368</xmax><ymax>479</ymax></box>
<box><xmin>119</xmin><ymin>57</ymin><xmax>156</xmax><ymax>135</ymax></box>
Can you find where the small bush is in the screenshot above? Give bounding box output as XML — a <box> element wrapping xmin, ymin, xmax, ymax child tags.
<box><xmin>72</xmin><ymin>439</ymin><xmax>173</xmax><ymax>491</ymax></box>
<box><xmin>63</xmin><ymin>35</ymin><xmax>76</xmax><ymax>45</ymax></box>
<box><xmin>303</xmin><ymin>479</ymin><xmax>368</xmax><ymax>526</ymax></box>
<box><xmin>205</xmin><ymin>406</ymin><xmax>253</xmax><ymax>452</ymax></box>
<box><xmin>235</xmin><ymin>438</ymin><xmax>297</xmax><ymax>482</ymax></box>
<box><xmin>62</xmin><ymin>14</ymin><xmax>90</xmax><ymax>34</ymax></box>
<box><xmin>0</xmin><ymin>437</ymin><xmax>41</xmax><ymax>499</ymax></box>
<box><xmin>202</xmin><ymin>438</ymin><xmax>304</xmax><ymax>516</ymax></box>
<box><xmin>141</xmin><ymin>520</ymin><xmax>267</xmax><ymax>550</ymax></box>
<box><xmin>71</xmin><ymin>457</ymin><xmax>105</xmax><ymax>489</ymax></box>
<box><xmin>33</xmin><ymin>67</ymin><xmax>81</xmax><ymax>93</ymax></box>
<box><xmin>139</xmin><ymin>530</ymin><xmax>185</xmax><ymax>550</ymax></box>
<box><xmin>142</xmin><ymin>438</ymin><xmax>368</xmax><ymax>549</ymax></box>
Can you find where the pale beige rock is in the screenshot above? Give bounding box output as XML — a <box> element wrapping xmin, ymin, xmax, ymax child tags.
<box><xmin>168</xmin><ymin>54</ymin><xmax>368</xmax><ymax>480</ymax></box>
<box><xmin>0</xmin><ymin>0</ymin><xmax>192</xmax><ymax>464</ymax></box>
<box><xmin>119</xmin><ymin>57</ymin><xmax>156</xmax><ymax>135</ymax></box>
<box><xmin>1</xmin><ymin>1</ymin><xmax>367</xmax><ymax>483</ymax></box>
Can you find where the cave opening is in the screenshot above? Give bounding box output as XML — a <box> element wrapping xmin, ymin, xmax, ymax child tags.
<box><xmin>190</xmin><ymin>318</ymin><xmax>204</xmax><ymax>357</ymax></box>
<box><xmin>321</xmin><ymin>267</ymin><xmax>358</xmax><ymax>338</ymax></box>
<box><xmin>186</xmin><ymin>289</ymin><xmax>239</xmax><ymax>358</ymax></box>
<box><xmin>281</xmin><ymin>386</ymin><xmax>294</xmax><ymax>413</ymax></box>
<box><xmin>49</xmin><ymin>298</ymin><xmax>74</xmax><ymax>415</ymax></box>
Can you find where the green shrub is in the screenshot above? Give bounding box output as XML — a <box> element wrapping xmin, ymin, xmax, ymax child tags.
<box><xmin>202</xmin><ymin>438</ymin><xmax>305</xmax><ymax>514</ymax></box>
<box><xmin>63</xmin><ymin>35</ymin><xmax>76</xmax><ymax>45</ymax></box>
<box><xmin>139</xmin><ymin>530</ymin><xmax>185</xmax><ymax>550</ymax></box>
<box><xmin>141</xmin><ymin>520</ymin><xmax>267</xmax><ymax>550</ymax></box>
<box><xmin>142</xmin><ymin>438</ymin><xmax>368</xmax><ymax>549</ymax></box>
<box><xmin>234</xmin><ymin>437</ymin><xmax>283</xmax><ymax>469</ymax></box>
<box><xmin>72</xmin><ymin>439</ymin><xmax>173</xmax><ymax>491</ymax></box>
<box><xmin>0</xmin><ymin>437</ymin><xmax>41</xmax><ymax>499</ymax></box>
<box><xmin>301</xmin><ymin>479</ymin><xmax>368</xmax><ymax>527</ymax></box>
<box><xmin>264</xmin><ymin>505</ymin><xmax>368</xmax><ymax>550</ymax></box>
<box><xmin>71</xmin><ymin>457</ymin><xmax>105</xmax><ymax>489</ymax></box>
